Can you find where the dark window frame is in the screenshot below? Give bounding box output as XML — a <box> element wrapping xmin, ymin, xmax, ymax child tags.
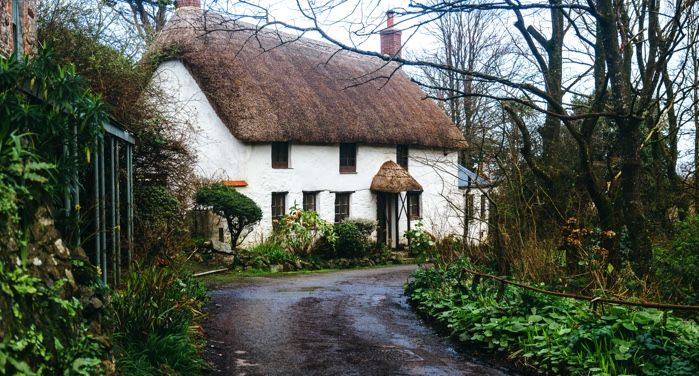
<box><xmin>271</xmin><ymin>192</ymin><xmax>287</xmax><ymax>226</ymax></box>
<box><xmin>466</xmin><ymin>194</ymin><xmax>475</xmax><ymax>219</ymax></box>
<box><xmin>397</xmin><ymin>145</ymin><xmax>409</xmax><ymax>170</ymax></box>
<box><xmin>480</xmin><ymin>195</ymin><xmax>487</xmax><ymax>219</ymax></box>
<box><xmin>12</xmin><ymin>0</ymin><xmax>23</xmax><ymax>56</ymax></box>
<box><xmin>302</xmin><ymin>191</ymin><xmax>318</xmax><ymax>212</ymax></box>
<box><xmin>334</xmin><ymin>192</ymin><xmax>351</xmax><ymax>223</ymax></box>
<box><xmin>408</xmin><ymin>191</ymin><xmax>421</xmax><ymax>219</ymax></box>
<box><xmin>339</xmin><ymin>143</ymin><xmax>357</xmax><ymax>173</ymax></box>
<box><xmin>271</xmin><ymin>142</ymin><xmax>289</xmax><ymax>169</ymax></box>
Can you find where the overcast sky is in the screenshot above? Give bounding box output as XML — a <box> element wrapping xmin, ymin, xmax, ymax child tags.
<box><xmin>208</xmin><ymin>0</ymin><xmax>436</xmax><ymax>56</ymax></box>
<box><xmin>202</xmin><ymin>0</ymin><xmax>695</xmax><ymax>168</ymax></box>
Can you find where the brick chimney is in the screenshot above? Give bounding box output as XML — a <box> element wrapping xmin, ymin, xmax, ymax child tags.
<box><xmin>176</xmin><ymin>0</ymin><xmax>201</xmax><ymax>10</ymax></box>
<box><xmin>380</xmin><ymin>10</ymin><xmax>402</xmax><ymax>58</ymax></box>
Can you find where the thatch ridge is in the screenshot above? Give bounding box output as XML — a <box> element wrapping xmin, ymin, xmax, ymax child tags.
<box><xmin>370</xmin><ymin>161</ymin><xmax>423</xmax><ymax>193</ymax></box>
<box><xmin>152</xmin><ymin>9</ymin><xmax>466</xmax><ymax>149</ymax></box>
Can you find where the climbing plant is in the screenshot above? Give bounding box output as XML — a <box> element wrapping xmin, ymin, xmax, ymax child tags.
<box><xmin>0</xmin><ymin>49</ymin><xmax>106</xmax><ymax>236</ymax></box>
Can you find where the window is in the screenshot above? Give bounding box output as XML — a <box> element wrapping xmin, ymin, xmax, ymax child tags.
<box><xmin>339</xmin><ymin>143</ymin><xmax>357</xmax><ymax>173</ymax></box>
<box><xmin>334</xmin><ymin>193</ymin><xmax>351</xmax><ymax>222</ymax></box>
<box><xmin>271</xmin><ymin>142</ymin><xmax>289</xmax><ymax>168</ymax></box>
<box><xmin>408</xmin><ymin>191</ymin><xmax>421</xmax><ymax>219</ymax></box>
<box><xmin>480</xmin><ymin>195</ymin><xmax>488</xmax><ymax>219</ymax></box>
<box><xmin>271</xmin><ymin>192</ymin><xmax>286</xmax><ymax>225</ymax></box>
<box><xmin>12</xmin><ymin>0</ymin><xmax>23</xmax><ymax>56</ymax></box>
<box><xmin>466</xmin><ymin>194</ymin><xmax>475</xmax><ymax>219</ymax></box>
<box><xmin>303</xmin><ymin>192</ymin><xmax>317</xmax><ymax>212</ymax></box>
<box><xmin>397</xmin><ymin>145</ymin><xmax>409</xmax><ymax>170</ymax></box>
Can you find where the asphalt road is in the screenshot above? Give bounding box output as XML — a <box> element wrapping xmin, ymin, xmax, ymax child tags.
<box><xmin>203</xmin><ymin>265</ymin><xmax>512</xmax><ymax>376</ymax></box>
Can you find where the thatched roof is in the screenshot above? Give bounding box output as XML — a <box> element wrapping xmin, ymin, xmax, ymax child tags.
<box><xmin>370</xmin><ymin>161</ymin><xmax>423</xmax><ymax>193</ymax></box>
<box><xmin>151</xmin><ymin>9</ymin><xmax>466</xmax><ymax>149</ymax></box>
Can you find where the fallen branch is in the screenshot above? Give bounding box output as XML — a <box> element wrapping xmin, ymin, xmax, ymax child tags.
<box><xmin>193</xmin><ymin>268</ymin><xmax>229</xmax><ymax>278</ymax></box>
<box><xmin>462</xmin><ymin>268</ymin><xmax>699</xmax><ymax>311</ymax></box>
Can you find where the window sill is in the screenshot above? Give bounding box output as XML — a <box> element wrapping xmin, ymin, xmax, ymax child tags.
<box><xmin>339</xmin><ymin>171</ymin><xmax>357</xmax><ymax>174</ymax></box>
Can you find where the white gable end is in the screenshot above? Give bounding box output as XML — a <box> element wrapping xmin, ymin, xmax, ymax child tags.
<box><xmin>151</xmin><ymin>60</ymin><xmax>247</xmax><ymax>180</ymax></box>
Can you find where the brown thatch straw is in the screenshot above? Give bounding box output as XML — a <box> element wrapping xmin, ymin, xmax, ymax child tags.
<box><xmin>151</xmin><ymin>9</ymin><xmax>466</xmax><ymax>149</ymax></box>
<box><xmin>370</xmin><ymin>161</ymin><xmax>423</xmax><ymax>193</ymax></box>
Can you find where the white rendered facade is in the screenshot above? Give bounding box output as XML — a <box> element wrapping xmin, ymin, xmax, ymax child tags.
<box><xmin>153</xmin><ymin>60</ymin><xmax>487</xmax><ymax>246</ymax></box>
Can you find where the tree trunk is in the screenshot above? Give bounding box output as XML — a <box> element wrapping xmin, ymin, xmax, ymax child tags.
<box><xmin>619</xmin><ymin>120</ymin><xmax>651</xmax><ymax>274</ymax></box>
<box><xmin>226</xmin><ymin>217</ymin><xmax>239</xmax><ymax>251</ymax></box>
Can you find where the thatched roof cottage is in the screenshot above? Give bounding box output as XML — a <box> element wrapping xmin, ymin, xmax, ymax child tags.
<box><xmin>150</xmin><ymin>1</ymin><xmax>490</xmax><ymax>247</ymax></box>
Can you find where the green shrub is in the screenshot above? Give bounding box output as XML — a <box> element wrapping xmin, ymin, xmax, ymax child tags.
<box><xmin>273</xmin><ymin>205</ymin><xmax>336</xmax><ymax>256</ymax></box>
<box><xmin>404</xmin><ymin>221</ymin><xmax>435</xmax><ymax>259</ymax></box>
<box><xmin>407</xmin><ymin>259</ymin><xmax>699</xmax><ymax>375</ymax></box>
<box><xmin>0</xmin><ymin>263</ymin><xmax>107</xmax><ymax>375</ymax></box>
<box><xmin>247</xmin><ymin>240</ymin><xmax>298</xmax><ymax>265</ymax></box>
<box><xmin>134</xmin><ymin>185</ymin><xmax>187</xmax><ymax>261</ymax></box>
<box><xmin>195</xmin><ymin>184</ymin><xmax>262</xmax><ymax>250</ymax></box>
<box><xmin>654</xmin><ymin>216</ymin><xmax>699</xmax><ymax>304</ymax></box>
<box><xmin>112</xmin><ymin>266</ymin><xmax>208</xmax><ymax>375</ymax></box>
<box><xmin>0</xmin><ymin>50</ymin><xmax>105</xmax><ymax>241</ymax></box>
<box><xmin>334</xmin><ymin>222</ymin><xmax>369</xmax><ymax>259</ymax></box>
<box><xmin>343</xmin><ymin>218</ymin><xmax>376</xmax><ymax>238</ymax></box>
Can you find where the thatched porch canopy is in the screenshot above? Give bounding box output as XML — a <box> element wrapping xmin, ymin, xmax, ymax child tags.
<box><xmin>370</xmin><ymin>161</ymin><xmax>422</xmax><ymax>193</ymax></box>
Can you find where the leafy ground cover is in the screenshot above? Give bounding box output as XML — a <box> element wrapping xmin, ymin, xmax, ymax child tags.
<box><xmin>406</xmin><ymin>258</ymin><xmax>699</xmax><ymax>375</ymax></box>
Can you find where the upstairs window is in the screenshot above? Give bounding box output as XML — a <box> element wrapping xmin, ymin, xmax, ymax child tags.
<box><xmin>466</xmin><ymin>194</ymin><xmax>475</xmax><ymax>219</ymax></box>
<box><xmin>12</xmin><ymin>0</ymin><xmax>23</xmax><ymax>56</ymax></box>
<box><xmin>339</xmin><ymin>143</ymin><xmax>357</xmax><ymax>173</ymax></box>
<box><xmin>397</xmin><ymin>145</ymin><xmax>409</xmax><ymax>170</ymax></box>
<box><xmin>408</xmin><ymin>191</ymin><xmax>421</xmax><ymax>219</ymax></box>
<box><xmin>271</xmin><ymin>192</ymin><xmax>286</xmax><ymax>226</ymax></box>
<box><xmin>480</xmin><ymin>195</ymin><xmax>488</xmax><ymax>219</ymax></box>
<box><xmin>334</xmin><ymin>193</ymin><xmax>351</xmax><ymax>223</ymax></box>
<box><xmin>303</xmin><ymin>192</ymin><xmax>317</xmax><ymax>212</ymax></box>
<box><xmin>271</xmin><ymin>142</ymin><xmax>289</xmax><ymax>169</ymax></box>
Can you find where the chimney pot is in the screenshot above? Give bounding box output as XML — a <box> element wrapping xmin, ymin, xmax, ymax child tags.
<box><xmin>176</xmin><ymin>0</ymin><xmax>201</xmax><ymax>10</ymax></box>
<box><xmin>380</xmin><ymin>11</ymin><xmax>401</xmax><ymax>58</ymax></box>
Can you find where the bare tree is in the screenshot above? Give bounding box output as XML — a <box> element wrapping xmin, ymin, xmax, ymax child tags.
<box><xmin>246</xmin><ymin>0</ymin><xmax>696</xmax><ymax>275</ymax></box>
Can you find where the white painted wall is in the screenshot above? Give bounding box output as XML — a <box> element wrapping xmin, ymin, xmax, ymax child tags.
<box><xmin>152</xmin><ymin>60</ymin><xmax>488</xmax><ymax>247</ymax></box>
<box><xmin>151</xmin><ymin>61</ymin><xmax>246</xmax><ymax>180</ymax></box>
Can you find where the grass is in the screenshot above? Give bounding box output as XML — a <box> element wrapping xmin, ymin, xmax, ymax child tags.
<box><xmin>183</xmin><ymin>258</ymin><xmax>411</xmax><ymax>288</ymax></box>
<box><xmin>182</xmin><ymin>259</ymin><xmax>340</xmax><ymax>287</ymax></box>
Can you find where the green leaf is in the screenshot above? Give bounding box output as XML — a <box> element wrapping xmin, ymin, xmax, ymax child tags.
<box><xmin>528</xmin><ymin>314</ymin><xmax>543</xmax><ymax>323</ymax></box>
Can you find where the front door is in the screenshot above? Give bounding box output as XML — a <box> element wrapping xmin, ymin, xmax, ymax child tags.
<box><xmin>377</xmin><ymin>192</ymin><xmax>398</xmax><ymax>248</ymax></box>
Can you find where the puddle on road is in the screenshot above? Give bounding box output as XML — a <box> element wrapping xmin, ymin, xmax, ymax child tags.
<box><xmin>275</xmin><ymin>286</ymin><xmax>340</xmax><ymax>293</ymax></box>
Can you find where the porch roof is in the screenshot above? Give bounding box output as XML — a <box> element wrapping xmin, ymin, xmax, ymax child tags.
<box><xmin>370</xmin><ymin>161</ymin><xmax>422</xmax><ymax>193</ymax></box>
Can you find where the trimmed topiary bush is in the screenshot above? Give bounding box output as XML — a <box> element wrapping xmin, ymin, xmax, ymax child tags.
<box><xmin>195</xmin><ymin>184</ymin><xmax>262</xmax><ymax>250</ymax></box>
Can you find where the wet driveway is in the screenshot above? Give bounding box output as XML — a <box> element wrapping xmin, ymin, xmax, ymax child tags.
<box><xmin>203</xmin><ymin>265</ymin><xmax>511</xmax><ymax>375</ymax></box>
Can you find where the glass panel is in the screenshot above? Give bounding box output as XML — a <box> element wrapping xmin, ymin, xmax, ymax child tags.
<box><xmin>272</xmin><ymin>193</ymin><xmax>286</xmax><ymax>221</ymax></box>
<box><xmin>271</xmin><ymin>142</ymin><xmax>289</xmax><ymax>168</ymax></box>
<box><xmin>303</xmin><ymin>192</ymin><xmax>316</xmax><ymax>212</ymax></box>
<box><xmin>397</xmin><ymin>145</ymin><xmax>408</xmax><ymax>169</ymax></box>
<box><xmin>339</xmin><ymin>143</ymin><xmax>356</xmax><ymax>172</ymax></box>
<box><xmin>334</xmin><ymin>193</ymin><xmax>350</xmax><ymax>222</ymax></box>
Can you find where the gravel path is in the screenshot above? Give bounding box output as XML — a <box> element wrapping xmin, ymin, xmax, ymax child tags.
<box><xmin>203</xmin><ymin>265</ymin><xmax>512</xmax><ymax>376</ymax></box>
